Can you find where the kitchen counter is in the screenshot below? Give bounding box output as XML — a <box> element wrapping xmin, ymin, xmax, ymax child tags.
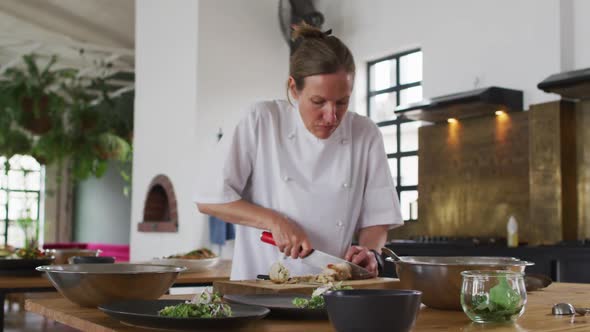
<box><xmin>0</xmin><ymin>260</ymin><xmax>231</xmax><ymax>332</ymax></box>
<box><xmin>174</xmin><ymin>259</ymin><xmax>232</xmax><ymax>286</ymax></box>
<box><xmin>25</xmin><ymin>282</ymin><xmax>590</xmax><ymax>331</ymax></box>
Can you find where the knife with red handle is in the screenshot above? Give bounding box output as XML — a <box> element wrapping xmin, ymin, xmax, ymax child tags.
<box><xmin>260</xmin><ymin>231</ymin><xmax>373</xmax><ymax>280</ymax></box>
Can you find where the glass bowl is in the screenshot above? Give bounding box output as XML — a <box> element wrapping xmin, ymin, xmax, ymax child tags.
<box><xmin>460</xmin><ymin>270</ymin><xmax>527</xmax><ymax>323</ymax></box>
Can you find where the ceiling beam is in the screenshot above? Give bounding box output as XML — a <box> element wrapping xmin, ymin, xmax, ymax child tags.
<box><xmin>0</xmin><ymin>0</ymin><xmax>133</xmax><ymax>50</ymax></box>
<box><xmin>0</xmin><ymin>42</ymin><xmax>42</xmax><ymax>75</ymax></box>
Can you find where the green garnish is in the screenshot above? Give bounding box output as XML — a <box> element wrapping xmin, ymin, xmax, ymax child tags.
<box><xmin>292</xmin><ymin>295</ymin><xmax>326</xmax><ymax>309</ymax></box>
<box><xmin>292</xmin><ymin>282</ymin><xmax>352</xmax><ymax>309</ymax></box>
<box><xmin>158</xmin><ymin>289</ymin><xmax>232</xmax><ymax>318</ymax></box>
<box><xmin>468</xmin><ymin>276</ymin><xmax>523</xmax><ymax>322</ymax></box>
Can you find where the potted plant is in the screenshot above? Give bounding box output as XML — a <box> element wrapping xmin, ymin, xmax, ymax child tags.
<box><xmin>62</xmin><ymin>78</ymin><xmax>133</xmax><ymax>182</ymax></box>
<box><xmin>0</xmin><ymin>53</ymin><xmax>134</xmax><ymax>186</ymax></box>
<box><xmin>0</xmin><ymin>54</ymin><xmax>74</xmax><ymax>135</ymax></box>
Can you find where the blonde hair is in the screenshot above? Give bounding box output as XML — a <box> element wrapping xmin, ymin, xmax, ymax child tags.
<box><xmin>287</xmin><ymin>23</ymin><xmax>355</xmax><ymax>102</ymax></box>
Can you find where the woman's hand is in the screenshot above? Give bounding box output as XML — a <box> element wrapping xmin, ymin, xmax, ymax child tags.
<box><xmin>269</xmin><ymin>215</ymin><xmax>313</xmax><ymax>259</ymax></box>
<box><xmin>344</xmin><ymin>246</ymin><xmax>379</xmax><ymax>277</ymax></box>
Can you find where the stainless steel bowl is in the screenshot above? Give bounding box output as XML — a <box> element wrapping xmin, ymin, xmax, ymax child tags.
<box><xmin>37</xmin><ymin>264</ymin><xmax>186</xmax><ymax>307</ymax></box>
<box><xmin>386</xmin><ymin>256</ymin><xmax>534</xmax><ymax>310</ymax></box>
<box><xmin>44</xmin><ymin>249</ymin><xmax>101</xmax><ymax>265</ymax></box>
<box><xmin>147</xmin><ymin>257</ymin><xmax>220</xmax><ymax>273</ymax></box>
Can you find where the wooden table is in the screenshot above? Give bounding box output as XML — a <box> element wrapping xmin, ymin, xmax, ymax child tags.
<box><xmin>25</xmin><ymin>282</ymin><xmax>590</xmax><ymax>331</ymax></box>
<box><xmin>0</xmin><ymin>260</ymin><xmax>231</xmax><ymax>331</ymax></box>
<box><xmin>0</xmin><ymin>274</ymin><xmax>55</xmax><ymax>332</ymax></box>
<box><xmin>173</xmin><ymin>259</ymin><xmax>232</xmax><ymax>287</ymax></box>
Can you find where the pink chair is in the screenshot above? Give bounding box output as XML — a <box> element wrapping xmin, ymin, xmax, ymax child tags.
<box><xmin>42</xmin><ymin>243</ymin><xmax>88</xmax><ymax>250</ymax></box>
<box><xmin>43</xmin><ymin>243</ymin><xmax>130</xmax><ymax>262</ymax></box>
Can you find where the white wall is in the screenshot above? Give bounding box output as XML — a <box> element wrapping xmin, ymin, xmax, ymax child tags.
<box><xmin>131</xmin><ymin>0</ymin><xmax>200</xmax><ymax>261</ymax></box>
<box><xmin>132</xmin><ymin>0</ymin><xmax>288</xmax><ymax>260</ymax></box>
<box><xmin>573</xmin><ymin>0</ymin><xmax>590</xmax><ymax>69</ymax></box>
<box><xmin>194</xmin><ymin>0</ymin><xmax>288</xmax><ymax>258</ymax></box>
<box><xmin>196</xmin><ymin>0</ymin><xmax>288</xmax><ymax>152</ymax></box>
<box><xmin>318</xmin><ymin>0</ymin><xmax>571</xmax><ymax>115</ymax></box>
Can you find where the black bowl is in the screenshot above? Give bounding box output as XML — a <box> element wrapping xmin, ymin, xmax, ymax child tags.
<box><xmin>69</xmin><ymin>256</ymin><xmax>116</xmax><ymax>264</ymax></box>
<box><xmin>323</xmin><ymin>289</ymin><xmax>422</xmax><ymax>332</ymax></box>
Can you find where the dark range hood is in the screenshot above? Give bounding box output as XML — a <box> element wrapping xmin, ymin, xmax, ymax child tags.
<box><xmin>394</xmin><ymin>86</ymin><xmax>523</xmax><ymax>123</ymax></box>
<box><xmin>538</xmin><ymin>67</ymin><xmax>590</xmax><ymax>100</ymax></box>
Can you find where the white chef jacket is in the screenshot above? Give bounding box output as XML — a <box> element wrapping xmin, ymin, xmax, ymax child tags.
<box><xmin>194</xmin><ymin>100</ymin><xmax>403</xmax><ymax>280</ymax></box>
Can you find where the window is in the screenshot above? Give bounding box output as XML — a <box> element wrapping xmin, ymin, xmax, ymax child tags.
<box><xmin>367</xmin><ymin>49</ymin><xmax>422</xmax><ymax>221</ymax></box>
<box><xmin>0</xmin><ymin>155</ymin><xmax>44</xmax><ymax>247</ymax></box>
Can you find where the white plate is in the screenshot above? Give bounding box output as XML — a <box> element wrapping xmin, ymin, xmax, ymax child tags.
<box><xmin>147</xmin><ymin>257</ymin><xmax>220</xmax><ymax>273</ymax></box>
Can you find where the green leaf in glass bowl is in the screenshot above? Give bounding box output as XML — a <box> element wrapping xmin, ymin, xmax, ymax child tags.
<box><xmin>489</xmin><ymin>275</ymin><xmax>521</xmax><ymax>310</ymax></box>
<box><xmin>470</xmin><ymin>275</ymin><xmax>523</xmax><ymax>322</ymax></box>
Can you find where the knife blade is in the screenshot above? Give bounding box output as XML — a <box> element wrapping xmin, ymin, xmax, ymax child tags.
<box><xmin>260</xmin><ymin>231</ymin><xmax>373</xmax><ymax>280</ymax></box>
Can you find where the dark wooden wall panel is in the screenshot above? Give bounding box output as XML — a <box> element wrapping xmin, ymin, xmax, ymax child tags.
<box><xmin>528</xmin><ymin>102</ymin><xmax>564</xmax><ymax>244</ymax></box>
<box><xmin>576</xmin><ymin>100</ymin><xmax>590</xmax><ymax>240</ymax></box>
<box><xmin>393</xmin><ymin>112</ymin><xmax>531</xmax><ymax>241</ymax></box>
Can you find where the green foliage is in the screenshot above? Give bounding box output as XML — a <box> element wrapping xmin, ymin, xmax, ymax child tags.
<box><xmin>158</xmin><ymin>290</ymin><xmax>232</xmax><ymax>318</ymax></box>
<box><xmin>292</xmin><ymin>282</ymin><xmax>353</xmax><ymax>309</ymax></box>
<box><xmin>16</xmin><ymin>216</ymin><xmax>37</xmax><ymax>249</ymax></box>
<box><xmin>0</xmin><ymin>53</ymin><xmax>133</xmax><ymax>186</ymax></box>
<box><xmin>292</xmin><ymin>295</ymin><xmax>326</xmax><ymax>309</ymax></box>
<box><xmin>469</xmin><ymin>276</ymin><xmax>523</xmax><ymax>322</ymax></box>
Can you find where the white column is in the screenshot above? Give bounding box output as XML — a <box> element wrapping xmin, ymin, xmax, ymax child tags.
<box><xmin>131</xmin><ymin>0</ymin><xmax>200</xmax><ymax>261</ymax></box>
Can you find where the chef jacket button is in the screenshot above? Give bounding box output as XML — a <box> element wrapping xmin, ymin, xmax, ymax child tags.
<box><xmin>288</xmin><ymin>133</ymin><xmax>295</xmax><ymax>139</ymax></box>
<box><xmin>283</xmin><ymin>176</ymin><xmax>291</xmax><ymax>182</ymax></box>
<box><xmin>342</xmin><ymin>183</ymin><xmax>349</xmax><ymax>188</ymax></box>
<box><xmin>340</xmin><ymin>139</ymin><xmax>348</xmax><ymax>144</ymax></box>
<box><xmin>337</xmin><ymin>220</ymin><xmax>344</xmax><ymax>227</ymax></box>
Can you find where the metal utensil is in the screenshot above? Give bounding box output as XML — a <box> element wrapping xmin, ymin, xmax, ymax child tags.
<box><xmin>381</xmin><ymin>247</ymin><xmax>401</xmax><ymax>261</ymax></box>
<box><xmin>385</xmin><ymin>256</ymin><xmax>534</xmax><ymax>310</ymax></box>
<box><xmin>260</xmin><ymin>231</ymin><xmax>373</xmax><ymax>280</ymax></box>
<box><xmin>37</xmin><ymin>264</ymin><xmax>186</xmax><ymax>307</ymax></box>
<box><xmin>552</xmin><ymin>303</ymin><xmax>590</xmax><ymax>316</ymax></box>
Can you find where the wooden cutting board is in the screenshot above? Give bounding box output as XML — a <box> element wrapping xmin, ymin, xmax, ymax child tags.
<box><xmin>213</xmin><ymin>277</ymin><xmax>401</xmax><ymax>296</ymax></box>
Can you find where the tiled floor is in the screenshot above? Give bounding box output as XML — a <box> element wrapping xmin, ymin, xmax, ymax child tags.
<box><xmin>4</xmin><ymin>302</ymin><xmax>79</xmax><ymax>332</ymax></box>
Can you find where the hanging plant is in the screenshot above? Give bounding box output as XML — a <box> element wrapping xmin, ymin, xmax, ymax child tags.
<box><xmin>0</xmin><ymin>53</ymin><xmax>134</xmax><ymax>185</ymax></box>
<box><xmin>1</xmin><ymin>54</ymin><xmax>74</xmax><ymax>135</ymax></box>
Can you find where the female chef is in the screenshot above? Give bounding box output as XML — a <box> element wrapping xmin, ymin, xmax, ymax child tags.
<box><xmin>195</xmin><ymin>24</ymin><xmax>403</xmax><ymax>280</ymax></box>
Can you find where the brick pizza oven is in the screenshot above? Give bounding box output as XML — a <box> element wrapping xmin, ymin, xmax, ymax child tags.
<box><xmin>138</xmin><ymin>174</ymin><xmax>178</xmax><ymax>232</ymax></box>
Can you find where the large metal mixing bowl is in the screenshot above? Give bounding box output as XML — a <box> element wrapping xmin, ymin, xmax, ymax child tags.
<box><xmin>385</xmin><ymin>256</ymin><xmax>534</xmax><ymax>310</ymax></box>
<box><xmin>37</xmin><ymin>264</ymin><xmax>186</xmax><ymax>307</ymax></box>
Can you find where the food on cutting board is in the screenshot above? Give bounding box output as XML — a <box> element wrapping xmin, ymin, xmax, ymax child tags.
<box><xmin>166</xmin><ymin>248</ymin><xmax>217</xmax><ymax>260</ymax></box>
<box><xmin>316</xmin><ymin>263</ymin><xmax>352</xmax><ymax>283</ymax></box>
<box><xmin>269</xmin><ymin>262</ymin><xmax>290</xmax><ymax>283</ymax></box>
<box><xmin>292</xmin><ymin>282</ymin><xmax>352</xmax><ymax>309</ymax></box>
<box><xmin>269</xmin><ymin>261</ymin><xmax>353</xmax><ymax>284</ymax></box>
<box><xmin>158</xmin><ymin>288</ymin><xmax>232</xmax><ymax>318</ymax></box>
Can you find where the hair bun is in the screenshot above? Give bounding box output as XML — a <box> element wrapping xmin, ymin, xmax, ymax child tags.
<box><xmin>291</xmin><ymin>22</ymin><xmax>328</xmax><ymax>41</ymax></box>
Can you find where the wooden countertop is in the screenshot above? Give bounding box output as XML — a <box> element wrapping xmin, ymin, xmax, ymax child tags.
<box><xmin>0</xmin><ymin>274</ymin><xmax>52</xmax><ymax>289</ymax></box>
<box><xmin>0</xmin><ymin>260</ymin><xmax>231</xmax><ymax>290</ymax></box>
<box><xmin>175</xmin><ymin>259</ymin><xmax>231</xmax><ymax>285</ymax></box>
<box><xmin>25</xmin><ymin>282</ymin><xmax>590</xmax><ymax>331</ymax></box>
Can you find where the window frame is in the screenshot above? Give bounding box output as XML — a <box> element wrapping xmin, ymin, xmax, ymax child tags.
<box><xmin>0</xmin><ymin>156</ymin><xmax>44</xmax><ymax>247</ymax></box>
<box><xmin>367</xmin><ymin>48</ymin><xmax>421</xmax><ymax>222</ymax></box>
